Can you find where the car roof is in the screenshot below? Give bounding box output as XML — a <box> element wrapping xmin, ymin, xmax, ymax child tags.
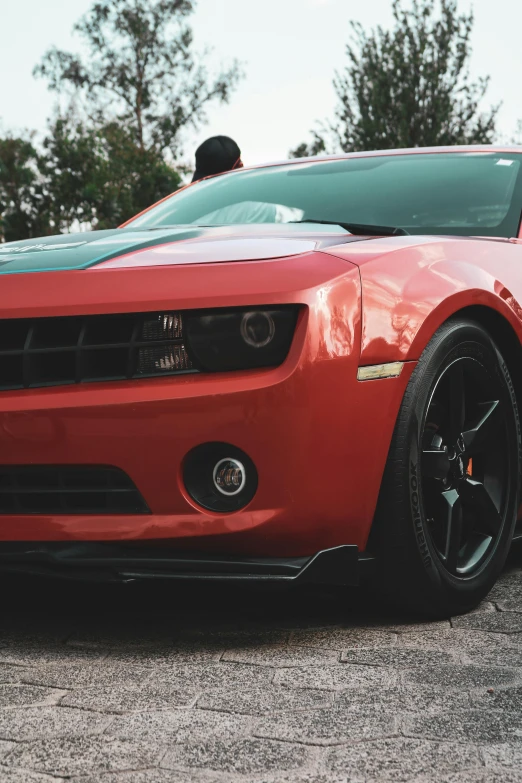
<box><xmin>239</xmin><ymin>145</ymin><xmax>522</xmax><ymax>174</ymax></box>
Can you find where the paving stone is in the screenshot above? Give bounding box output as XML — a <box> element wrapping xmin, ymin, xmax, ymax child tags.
<box><xmin>399</xmin><ymin>628</ymin><xmax>522</xmax><ymax>652</ymax></box>
<box><xmin>0</xmin><ymin>767</ymin><xmax>64</xmax><ymax>782</ymax></box>
<box><xmin>2</xmin><ymin>558</ymin><xmax>522</xmax><ymax>782</ymax></box>
<box><xmin>223</xmin><ymin>644</ymin><xmax>339</xmax><ymax>667</ymax></box>
<box><xmin>403</xmin><ymin>663</ymin><xmax>520</xmax><ymax>688</ymax></box>
<box><xmin>371</xmin><ymin>619</ymin><xmax>452</xmax><ymax>633</ymax></box>
<box><xmin>254</xmin><ymin>706</ymin><xmax>398</xmax><ymax>745</ymax></box>
<box><xmin>340</xmin><ymin>648</ymin><xmax>456</xmax><ymax>667</ymax></box>
<box><xmin>61</xmin><ymin>683</ymin><xmax>198</xmax><ymax>713</ymax></box>
<box><xmin>107</xmin><ymin>708</ymin><xmax>249</xmax><ymax>743</ymax></box>
<box><xmin>0</xmin><ymin>741</ymin><xmax>16</xmax><ymax>760</ymax></box>
<box><xmin>162</xmin><ymin>737</ymin><xmax>309</xmax><ymax>775</ymax></box>
<box><xmin>148</xmin><ymin>661</ymin><xmax>274</xmax><ymax>690</ymax></box>
<box><xmin>326</xmin><ymin>737</ymin><xmax>481</xmax><ymax>781</ymax></box>
<box><xmin>198</xmin><ymin>685</ymin><xmax>333</xmax><ymax>714</ymax></box>
<box><xmin>424</xmin><ymin>771</ymin><xmax>522</xmax><ymax>783</ymax></box>
<box><xmin>472</xmin><ymin>686</ymin><xmax>522</xmax><ymax>711</ymax></box>
<box><xmin>495</xmin><ymin>607</ymin><xmax>522</xmax><ymax>622</ymax></box>
<box><xmin>461</xmin><ymin>646</ymin><xmax>522</xmax><ymax>667</ymax></box>
<box><xmin>0</xmin><ymin>684</ymin><xmax>66</xmax><ymax>708</ymax></box>
<box><xmin>289</xmin><ymin>627</ymin><xmax>398</xmax><ymax>650</ymax></box>
<box><xmin>274</xmin><ymin>663</ymin><xmax>398</xmax><ymax>690</ymax></box>
<box><xmin>467</xmin><ymin>601</ymin><xmax>499</xmax><ymax>614</ymax></box>
<box><xmin>335</xmin><ymin>685</ymin><xmax>470</xmax><ymax>713</ymax></box>
<box><xmin>4</xmin><ymin>737</ymin><xmax>163</xmax><ymax>777</ymax></box>
<box><xmin>246</xmin><ymin>776</ymin><xmax>351</xmax><ymax>783</ymax></box>
<box><xmin>19</xmin><ymin>661</ymin><xmax>152</xmax><ymax>689</ymax></box>
<box><xmin>404</xmin><ymin>709</ymin><xmax>522</xmax><ymax>743</ymax></box>
<box><xmin>0</xmin><ymin>665</ymin><xmax>27</xmax><ymax>684</ymax></box>
<box><xmin>489</xmin><ymin>574</ymin><xmax>522</xmax><ymax>612</ymax></box>
<box><xmin>0</xmin><ymin>644</ymin><xmax>106</xmax><ymax>666</ymax></box>
<box><xmin>0</xmin><ymin>705</ymin><xmax>111</xmax><ymax>741</ymax></box>
<box><xmin>451</xmin><ymin>613</ymin><xmax>522</xmax><ymax>633</ymax></box>
<box><xmin>497</xmin><ymin>601</ymin><xmax>522</xmax><ymax>614</ymax></box>
<box><xmin>483</xmin><ymin>742</ymin><xmax>522</xmax><ymax>767</ymax></box>
<box><xmin>180</xmin><ymin>629</ymin><xmax>290</xmax><ymax>647</ymax></box>
<box><xmin>243</xmin><ymin>615</ymin><xmax>342</xmax><ymax>633</ymax></box>
<box><xmin>106</xmin><ymin>644</ymin><xmax>222</xmax><ymax>665</ymax></box>
<box><xmin>72</xmin><ymin>772</ymin><xmax>189</xmax><ymax>783</ymax></box>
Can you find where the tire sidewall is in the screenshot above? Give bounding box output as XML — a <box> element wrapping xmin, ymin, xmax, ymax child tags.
<box><xmin>404</xmin><ymin>321</ymin><xmax>520</xmax><ymax>606</ymax></box>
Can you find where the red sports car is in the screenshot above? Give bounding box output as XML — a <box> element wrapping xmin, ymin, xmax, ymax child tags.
<box><xmin>1</xmin><ymin>146</ymin><xmax>522</xmax><ymax>615</ymax></box>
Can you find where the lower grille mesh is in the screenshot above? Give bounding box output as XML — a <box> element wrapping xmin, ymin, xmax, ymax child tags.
<box><xmin>0</xmin><ymin>466</ymin><xmax>149</xmax><ymax>515</ymax></box>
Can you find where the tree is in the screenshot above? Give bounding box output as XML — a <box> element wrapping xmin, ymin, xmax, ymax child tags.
<box><xmin>289</xmin><ymin>138</ymin><xmax>326</xmax><ymax>160</ymax></box>
<box><xmin>35</xmin><ymin>0</ymin><xmax>242</xmax><ymax>159</ymax></box>
<box><xmin>291</xmin><ymin>0</ymin><xmax>498</xmax><ymax>156</ymax></box>
<box><xmin>0</xmin><ymin>135</ymin><xmax>51</xmax><ymax>243</ymax></box>
<box><xmin>19</xmin><ymin>0</ymin><xmax>243</xmax><ymax>237</ymax></box>
<box><xmin>39</xmin><ymin>116</ymin><xmax>182</xmax><ymax>232</ymax></box>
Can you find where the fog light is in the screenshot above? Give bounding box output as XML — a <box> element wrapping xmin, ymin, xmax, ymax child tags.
<box><xmin>184</xmin><ymin>442</ymin><xmax>258</xmax><ymax>512</ymax></box>
<box><xmin>240</xmin><ymin>311</ymin><xmax>275</xmax><ymax>348</ymax></box>
<box><xmin>213</xmin><ymin>458</ymin><xmax>246</xmax><ymax>495</ymax></box>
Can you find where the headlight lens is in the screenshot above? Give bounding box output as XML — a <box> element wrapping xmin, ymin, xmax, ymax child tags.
<box><xmin>185</xmin><ymin>306</ymin><xmax>299</xmax><ymax>371</ymax></box>
<box><xmin>240</xmin><ymin>311</ymin><xmax>276</xmax><ymax>348</ymax></box>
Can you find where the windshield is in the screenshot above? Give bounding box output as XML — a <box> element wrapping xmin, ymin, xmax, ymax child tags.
<box><xmin>128</xmin><ymin>152</ymin><xmax>522</xmax><ymax>238</ymax></box>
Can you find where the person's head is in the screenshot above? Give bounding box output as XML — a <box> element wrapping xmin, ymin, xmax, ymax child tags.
<box><xmin>191</xmin><ymin>136</ymin><xmax>243</xmax><ymax>182</ymax></box>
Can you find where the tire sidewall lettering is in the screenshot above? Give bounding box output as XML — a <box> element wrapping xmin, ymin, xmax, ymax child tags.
<box><xmin>409</xmin><ymin>452</ymin><xmax>433</xmax><ymax>571</ymax></box>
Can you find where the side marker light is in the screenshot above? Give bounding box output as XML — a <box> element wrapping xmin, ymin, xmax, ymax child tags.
<box><xmin>357</xmin><ymin>362</ymin><xmax>404</xmax><ymax>381</ymax></box>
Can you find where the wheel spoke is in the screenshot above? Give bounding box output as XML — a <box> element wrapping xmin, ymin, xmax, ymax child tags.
<box><xmin>462</xmin><ymin>400</ymin><xmax>501</xmax><ymax>455</ymax></box>
<box><xmin>459</xmin><ymin>533</ymin><xmax>494</xmax><ymax>574</ymax></box>
<box><xmin>422</xmin><ymin>449</ymin><xmax>451</xmax><ymax>480</ymax></box>
<box><xmin>441</xmin><ymin>488</ymin><xmax>462</xmax><ymax>573</ymax></box>
<box><xmin>447</xmin><ymin>362</ymin><xmax>466</xmax><ymax>441</ymax></box>
<box><xmin>419</xmin><ymin>352</ymin><xmax>512</xmax><ymax>579</ymax></box>
<box><xmin>460</xmin><ymin>477</ymin><xmax>502</xmax><ymax>536</ymax></box>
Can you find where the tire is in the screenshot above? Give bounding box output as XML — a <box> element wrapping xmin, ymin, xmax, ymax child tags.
<box><xmin>371</xmin><ymin>318</ymin><xmax>521</xmax><ymax>617</ymax></box>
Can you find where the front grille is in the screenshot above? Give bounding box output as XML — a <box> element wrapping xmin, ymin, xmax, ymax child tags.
<box><xmin>0</xmin><ymin>311</ymin><xmax>194</xmax><ymax>390</ymax></box>
<box><xmin>0</xmin><ymin>466</ymin><xmax>149</xmax><ymax>515</ymax></box>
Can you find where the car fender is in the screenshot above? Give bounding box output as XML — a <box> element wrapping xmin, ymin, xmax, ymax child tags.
<box><xmin>324</xmin><ymin>237</ymin><xmax>522</xmax><ymax>365</ymax></box>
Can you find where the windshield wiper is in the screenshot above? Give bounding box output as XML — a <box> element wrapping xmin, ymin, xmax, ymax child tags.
<box><xmin>289</xmin><ymin>220</ymin><xmax>409</xmax><ymax>236</ymax></box>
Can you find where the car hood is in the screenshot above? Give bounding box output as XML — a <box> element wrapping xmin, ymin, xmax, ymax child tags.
<box><xmin>0</xmin><ymin>224</ymin><xmax>366</xmax><ymax>276</ymax></box>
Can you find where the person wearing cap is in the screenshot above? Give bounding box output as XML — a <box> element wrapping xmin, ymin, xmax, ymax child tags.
<box><xmin>191</xmin><ymin>136</ymin><xmax>243</xmax><ymax>182</ymax></box>
<box><xmin>190</xmin><ymin>135</ymin><xmax>281</xmax><ymax>225</ymax></box>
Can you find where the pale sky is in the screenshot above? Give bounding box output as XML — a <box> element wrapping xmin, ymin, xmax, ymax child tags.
<box><xmin>1</xmin><ymin>0</ymin><xmax>521</xmax><ymax>166</ymax></box>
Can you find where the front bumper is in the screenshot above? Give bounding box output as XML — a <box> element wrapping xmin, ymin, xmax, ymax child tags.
<box><xmin>0</xmin><ymin>253</ymin><xmax>414</xmax><ymax>556</ymax></box>
<box><xmin>0</xmin><ymin>542</ymin><xmax>375</xmax><ymax>585</ymax></box>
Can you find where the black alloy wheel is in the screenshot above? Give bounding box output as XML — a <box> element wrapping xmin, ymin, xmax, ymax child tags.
<box><xmin>422</xmin><ymin>357</ymin><xmax>509</xmax><ymax>577</ymax></box>
<box><xmin>372</xmin><ymin>318</ymin><xmax>521</xmax><ymax>617</ymax></box>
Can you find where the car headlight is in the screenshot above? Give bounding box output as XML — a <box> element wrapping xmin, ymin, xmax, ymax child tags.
<box><xmin>185</xmin><ymin>306</ymin><xmax>299</xmax><ymax>372</ymax></box>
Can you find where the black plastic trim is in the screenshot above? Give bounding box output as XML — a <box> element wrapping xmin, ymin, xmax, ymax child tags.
<box><xmin>0</xmin><ymin>542</ymin><xmax>365</xmax><ymax>585</ymax></box>
<box><xmin>0</xmin><ymin>311</ymin><xmax>194</xmax><ymax>390</ymax></box>
<box><xmin>0</xmin><ymin>466</ymin><xmax>150</xmax><ymax>515</ymax></box>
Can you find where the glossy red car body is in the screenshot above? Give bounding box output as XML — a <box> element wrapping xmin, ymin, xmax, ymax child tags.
<box><xmin>1</xmin><ymin>145</ymin><xmax>522</xmax><ymax>580</ymax></box>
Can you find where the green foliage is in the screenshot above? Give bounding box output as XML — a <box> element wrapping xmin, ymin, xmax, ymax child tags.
<box><xmin>289</xmin><ymin>137</ymin><xmax>326</xmax><ymax>159</ymax></box>
<box><xmin>292</xmin><ymin>0</ymin><xmax>498</xmax><ymax>156</ymax></box>
<box><xmin>0</xmin><ymin>135</ymin><xmax>50</xmax><ymax>242</ymax></box>
<box><xmin>35</xmin><ymin>0</ymin><xmax>242</xmax><ymax>157</ymax></box>
<box><xmin>0</xmin><ymin>0</ymin><xmax>242</xmax><ymax>242</ymax></box>
<box><xmin>39</xmin><ymin>117</ymin><xmax>182</xmax><ymax>232</ymax></box>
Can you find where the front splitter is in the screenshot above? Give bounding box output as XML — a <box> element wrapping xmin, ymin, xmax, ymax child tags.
<box><xmin>0</xmin><ymin>542</ymin><xmax>374</xmax><ymax>585</ymax></box>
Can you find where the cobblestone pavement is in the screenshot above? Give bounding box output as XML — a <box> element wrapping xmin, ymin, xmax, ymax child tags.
<box><xmin>0</xmin><ymin>544</ymin><xmax>521</xmax><ymax>782</ymax></box>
